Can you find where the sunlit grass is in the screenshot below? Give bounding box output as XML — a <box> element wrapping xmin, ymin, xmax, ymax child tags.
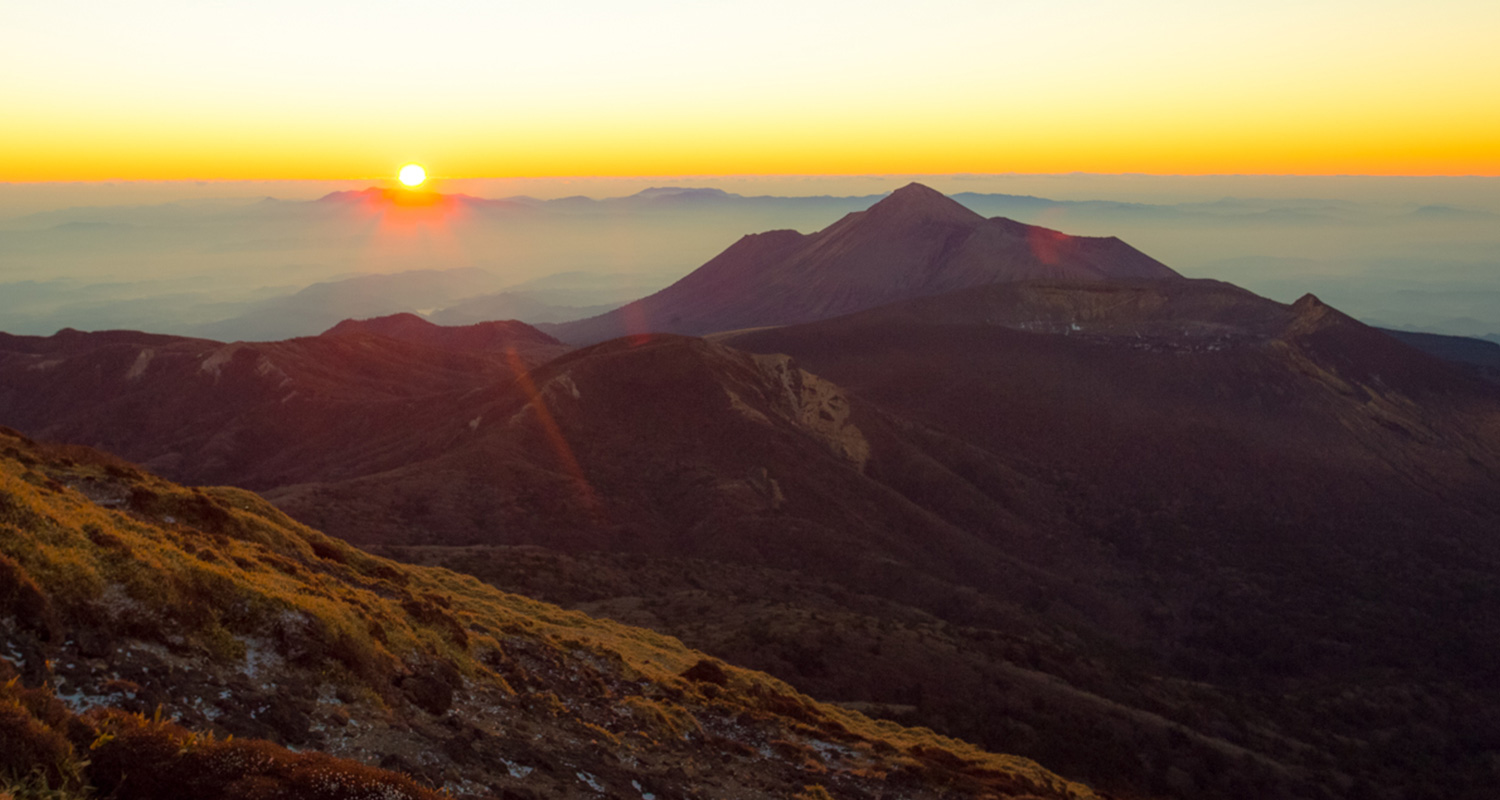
<box><xmin>0</xmin><ymin>428</ymin><xmax>1099</xmax><ymax>798</ymax></box>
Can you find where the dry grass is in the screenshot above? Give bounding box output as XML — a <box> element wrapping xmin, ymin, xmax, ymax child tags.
<box><xmin>0</xmin><ymin>669</ymin><xmax>442</xmax><ymax>800</ymax></box>
<box><xmin>0</xmin><ymin>428</ymin><xmax>1100</xmax><ymax>799</ymax></box>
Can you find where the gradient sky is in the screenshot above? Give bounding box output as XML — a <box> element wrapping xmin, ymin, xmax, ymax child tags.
<box><xmin>5</xmin><ymin>0</ymin><xmax>1498</xmax><ymax>181</ymax></box>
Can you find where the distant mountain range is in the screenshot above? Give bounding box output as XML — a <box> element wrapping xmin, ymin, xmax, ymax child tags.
<box><xmin>4</xmin><ymin>184</ymin><xmax>1500</xmax><ymax>800</ymax></box>
<box><xmin>183</xmin><ymin>267</ymin><xmax>514</xmax><ymax>342</ymax></box>
<box><xmin>6</xmin><ymin>181</ymin><xmax>1498</xmax><ymax>340</ymax></box>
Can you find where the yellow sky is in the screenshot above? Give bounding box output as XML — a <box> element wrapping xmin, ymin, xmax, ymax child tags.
<box><xmin>5</xmin><ymin>0</ymin><xmax>1498</xmax><ymax>181</ymax></box>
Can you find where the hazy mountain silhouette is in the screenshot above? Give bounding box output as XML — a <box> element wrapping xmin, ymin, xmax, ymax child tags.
<box><xmin>186</xmin><ymin>268</ymin><xmax>511</xmax><ymax>341</ymax></box>
<box><xmin>550</xmin><ymin>183</ymin><xmax>1179</xmax><ymax>343</ymax></box>
<box><xmin>427</xmin><ymin>291</ymin><xmax>621</xmax><ymax>325</ymax></box>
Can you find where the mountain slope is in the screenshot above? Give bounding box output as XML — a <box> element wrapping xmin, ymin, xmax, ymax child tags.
<box><xmin>266</xmin><ymin>334</ymin><xmax>1088</xmax><ymax>597</ymax></box>
<box><xmin>0</xmin><ymin>427</ymin><xmax>1098</xmax><ymax>800</ymax></box>
<box><xmin>716</xmin><ymin>278</ymin><xmax>1500</xmax><ymax>798</ymax></box>
<box><xmin>551</xmin><ymin>183</ymin><xmax>1179</xmax><ymax>344</ymax></box>
<box><xmin>0</xmin><ymin>321</ymin><xmax>560</xmax><ymax>489</ymax></box>
<box><xmin>259</xmin><ymin>289</ymin><xmax>1500</xmax><ymax>797</ymax></box>
<box><xmin>725</xmin><ymin>278</ymin><xmax>1500</xmax><ymax>518</ymax></box>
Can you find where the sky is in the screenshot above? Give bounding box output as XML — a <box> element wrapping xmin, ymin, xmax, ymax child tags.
<box><xmin>5</xmin><ymin>0</ymin><xmax>1499</xmax><ymax>181</ymax></box>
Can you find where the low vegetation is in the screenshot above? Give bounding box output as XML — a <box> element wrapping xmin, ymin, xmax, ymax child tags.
<box><xmin>0</xmin><ymin>670</ymin><xmax>443</xmax><ymax>800</ymax></box>
<box><xmin>0</xmin><ymin>427</ymin><xmax>1098</xmax><ymax>799</ymax></box>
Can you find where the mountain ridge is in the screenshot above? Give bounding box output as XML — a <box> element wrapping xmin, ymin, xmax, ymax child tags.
<box><xmin>321</xmin><ymin>312</ymin><xmax>569</xmax><ymax>355</ymax></box>
<box><xmin>0</xmin><ymin>320</ymin><xmax>563</xmax><ymax>489</ymax></box>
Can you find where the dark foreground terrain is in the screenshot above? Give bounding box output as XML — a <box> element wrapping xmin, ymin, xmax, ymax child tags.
<box><xmin>0</xmin><ymin>427</ymin><xmax>1096</xmax><ymax>799</ymax></box>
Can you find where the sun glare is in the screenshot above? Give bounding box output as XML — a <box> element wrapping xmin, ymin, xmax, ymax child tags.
<box><xmin>398</xmin><ymin>164</ymin><xmax>427</xmax><ymax>188</ymax></box>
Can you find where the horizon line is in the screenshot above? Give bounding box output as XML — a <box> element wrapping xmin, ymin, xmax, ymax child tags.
<box><xmin>6</xmin><ymin>170</ymin><xmax>1500</xmax><ymax>186</ymax></box>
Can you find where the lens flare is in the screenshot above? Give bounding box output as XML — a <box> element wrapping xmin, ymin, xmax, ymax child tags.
<box><xmin>398</xmin><ymin>163</ymin><xmax>426</xmax><ymax>187</ymax></box>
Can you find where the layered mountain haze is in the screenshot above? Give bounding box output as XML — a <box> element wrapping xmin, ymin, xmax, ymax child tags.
<box><xmin>550</xmin><ymin>183</ymin><xmax>1179</xmax><ymax>344</ymax></box>
<box><xmin>185</xmin><ymin>268</ymin><xmax>518</xmax><ymax>343</ymax></box>
<box><xmin>8</xmin><ymin>178</ymin><xmax>1498</xmax><ymax>340</ymax></box>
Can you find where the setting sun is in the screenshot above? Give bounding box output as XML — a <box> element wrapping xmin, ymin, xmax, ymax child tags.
<box><xmin>398</xmin><ymin>164</ymin><xmax>427</xmax><ymax>188</ymax></box>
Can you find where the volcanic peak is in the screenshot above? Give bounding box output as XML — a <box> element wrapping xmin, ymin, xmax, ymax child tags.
<box><xmin>1292</xmin><ymin>292</ymin><xmax>1327</xmax><ymax>312</ymax></box>
<box><xmin>856</xmin><ymin>182</ymin><xmax>987</xmax><ymax>227</ymax></box>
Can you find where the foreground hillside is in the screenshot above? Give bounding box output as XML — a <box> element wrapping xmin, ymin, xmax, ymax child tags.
<box><xmin>0</xmin><ymin>427</ymin><xmax>1097</xmax><ymax>799</ymax></box>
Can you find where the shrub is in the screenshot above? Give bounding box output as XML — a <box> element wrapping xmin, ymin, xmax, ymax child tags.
<box><xmin>84</xmin><ymin>709</ymin><xmax>444</xmax><ymax>800</ymax></box>
<box><xmin>0</xmin><ymin>681</ymin><xmax>83</xmax><ymax>792</ymax></box>
<box><xmin>680</xmin><ymin>658</ymin><xmax>729</xmax><ymax>686</ymax></box>
<box><xmin>620</xmin><ymin>695</ymin><xmax>701</xmax><ymax>741</ymax></box>
<box><xmin>0</xmin><ymin>556</ymin><xmax>59</xmax><ymax>642</ymax></box>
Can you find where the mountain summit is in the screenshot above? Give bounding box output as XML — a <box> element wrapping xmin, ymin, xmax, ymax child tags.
<box><xmin>552</xmin><ymin>183</ymin><xmax>1179</xmax><ymax>343</ymax></box>
<box><xmin>859</xmin><ymin>181</ymin><xmax>988</xmax><ymax>225</ymax></box>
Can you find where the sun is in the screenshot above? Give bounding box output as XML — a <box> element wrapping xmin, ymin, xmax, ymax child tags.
<box><xmin>398</xmin><ymin>163</ymin><xmax>427</xmax><ymax>188</ymax></box>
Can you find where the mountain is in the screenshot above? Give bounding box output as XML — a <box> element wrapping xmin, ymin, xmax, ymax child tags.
<box><xmin>550</xmin><ymin>183</ymin><xmax>1179</xmax><ymax>344</ymax></box>
<box><xmin>427</xmin><ymin>271</ymin><xmax>676</xmax><ymax>327</ymax></box>
<box><xmin>257</xmin><ymin>278</ymin><xmax>1500</xmax><ymax>799</ymax></box>
<box><xmin>724</xmin><ymin>279</ymin><xmax>1500</xmax><ymax>563</ymax></box>
<box><xmin>0</xmin><ymin>427</ymin><xmax>1097</xmax><ymax>800</ymax></box>
<box><xmin>712</xmin><ymin>279</ymin><xmax>1500</xmax><ymax>796</ymax></box>
<box><xmin>0</xmin><ymin>319</ymin><xmax>560</xmax><ymax>489</ymax></box>
<box><xmin>316</xmin><ymin>186</ymin><xmax>534</xmax><ymax>212</ymax></box>
<box><xmin>321</xmin><ymin>312</ymin><xmax>569</xmax><ymax>356</ymax></box>
<box><xmin>264</xmin><ymin>291</ymin><xmax>1500</xmax><ymax>797</ymax></box>
<box><xmin>1379</xmin><ymin>327</ymin><xmax>1500</xmax><ymax>381</ymax></box>
<box><xmin>10</xmin><ymin>179</ymin><xmax>1499</xmax><ymax>340</ymax></box>
<box><xmin>187</xmin><ymin>268</ymin><xmax>512</xmax><ymax>342</ymax></box>
<box><xmin>427</xmin><ymin>291</ymin><xmax>621</xmax><ymax>325</ymax></box>
<box><xmin>265</xmin><ymin>333</ymin><xmax>1077</xmax><ymax>581</ymax></box>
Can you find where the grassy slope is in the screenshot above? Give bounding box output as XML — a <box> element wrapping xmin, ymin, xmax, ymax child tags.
<box><xmin>0</xmin><ymin>427</ymin><xmax>1099</xmax><ymax>800</ymax></box>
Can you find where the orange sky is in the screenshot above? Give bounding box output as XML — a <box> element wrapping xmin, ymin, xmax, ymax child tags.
<box><xmin>5</xmin><ymin>1</ymin><xmax>1498</xmax><ymax>181</ymax></box>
